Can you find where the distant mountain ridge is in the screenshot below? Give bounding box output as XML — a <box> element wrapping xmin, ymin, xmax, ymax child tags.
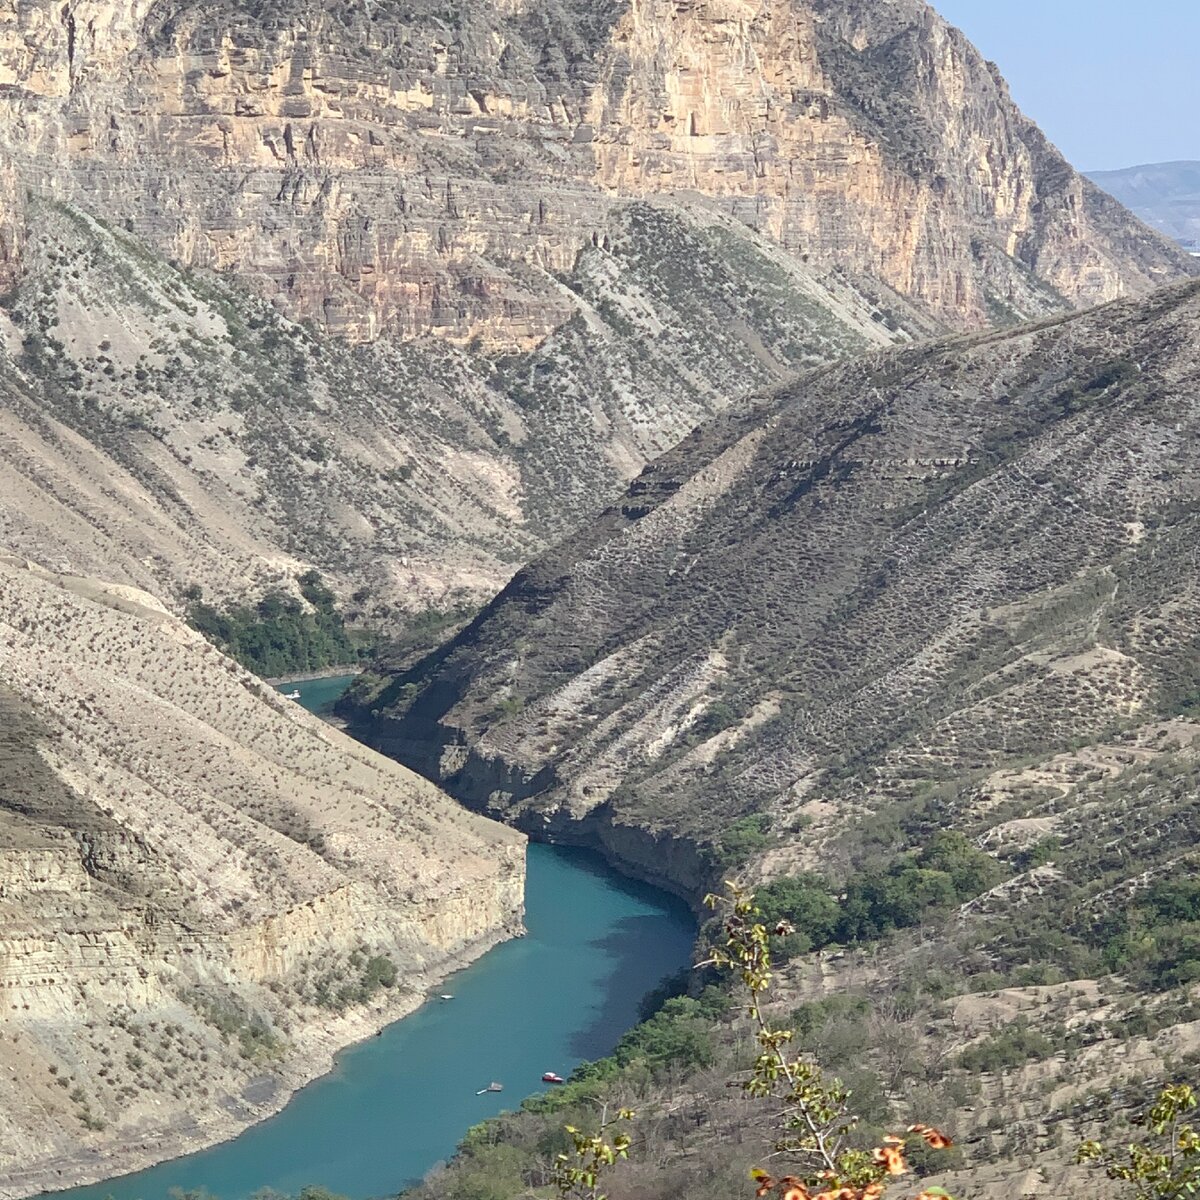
<box><xmin>1089</xmin><ymin>161</ymin><xmax>1200</xmax><ymax>249</ymax></box>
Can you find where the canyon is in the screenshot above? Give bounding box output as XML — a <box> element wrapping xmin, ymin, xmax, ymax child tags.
<box><xmin>356</xmin><ymin>279</ymin><xmax>1200</xmax><ymax>882</ymax></box>
<box><xmin>0</xmin><ymin>1</ymin><xmax>1198</xmax><ymax>1197</ymax></box>
<box><xmin>0</xmin><ymin>0</ymin><xmax>1193</xmax><ymax>611</ymax></box>
<box><xmin>353</xmin><ymin>279</ymin><xmax>1200</xmax><ymax>1197</ymax></box>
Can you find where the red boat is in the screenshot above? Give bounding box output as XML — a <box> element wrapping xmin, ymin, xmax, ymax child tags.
<box><xmin>541</xmin><ymin>1072</ymin><xmax>565</xmax><ymax>1084</ymax></box>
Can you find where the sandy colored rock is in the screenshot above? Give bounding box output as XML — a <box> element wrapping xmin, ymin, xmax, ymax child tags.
<box><xmin>0</xmin><ymin>0</ymin><xmax>1190</xmax><ymax>345</ymax></box>
<box><xmin>0</xmin><ymin>0</ymin><xmax>1193</xmax><ymax>611</ymax></box>
<box><xmin>0</xmin><ymin>553</ymin><xmax>525</xmax><ymax>1198</ymax></box>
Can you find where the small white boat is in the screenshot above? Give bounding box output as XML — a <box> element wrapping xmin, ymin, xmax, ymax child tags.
<box><xmin>440</xmin><ymin>994</ymin><xmax>454</xmax><ymax>1000</ymax></box>
<box><xmin>282</xmin><ymin>690</ymin><xmax>301</xmax><ymax>700</ymax></box>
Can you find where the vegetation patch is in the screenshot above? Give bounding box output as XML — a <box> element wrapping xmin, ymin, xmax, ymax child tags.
<box><xmin>188</xmin><ymin>571</ymin><xmax>371</xmax><ymax>677</ymax></box>
<box><xmin>308</xmin><ymin>950</ymin><xmax>399</xmax><ymax>1012</ymax></box>
<box><xmin>752</xmin><ymin>833</ymin><xmax>1002</xmax><ymax>960</ymax></box>
<box><xmin>188</xmin><ymin>993</ymin><xmax>285</xmax><ymax>1062</ymax></box>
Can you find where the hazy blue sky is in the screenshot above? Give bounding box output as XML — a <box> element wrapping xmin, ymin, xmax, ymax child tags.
<box><xmin>932</xmin><ymin>1</ymin><xmax>1199</xmax><ymax>171</ymax></box>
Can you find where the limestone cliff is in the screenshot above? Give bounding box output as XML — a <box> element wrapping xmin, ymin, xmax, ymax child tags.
<box><xmin>0</xmin><ymin>0</ymin><xmax>1190</xmax><ymax>345</ymax></box>
<box><xmin>0</xmin><ymin>0</ymin><xmax>1192</xmax><ymax>611</ymax></box>
<box><xmin>0</xmin><ymin>195</ymin><xmax>920</xmax><ymax>611</ymax></box>
<box><xmin>0</xmin><ymin>553</ymin><xmax>525</xmax><ymax>1198</ymax></box>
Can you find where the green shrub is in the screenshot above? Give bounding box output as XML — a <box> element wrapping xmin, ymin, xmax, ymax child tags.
<box><xmin>711</xmin><ymin>813</ymin><xmax>774</xmax><ymax>868</ymax></box>
<box><xmin>693</xmin><ymin>699</ymin><xmax>738</xmax><ymax>739</ymax></box>
<box><xmin>189</xmin><ymin>572</ymin><xmax>370</xmax><ymax>677</ymax></box>
<box><xmin>957</xmin><ymin>1017</ymin><xmax>1055</xmax><ymax>1073</ymax></box>
<box><xmin>750</xmin><ymin>833</ymin><xmax>1002</xmax><ymax>961</ymax></box>
<box><xmin>610</xmin><ymin>988</ymin><xmax>728</xmax><ymax>1075</ymax></box>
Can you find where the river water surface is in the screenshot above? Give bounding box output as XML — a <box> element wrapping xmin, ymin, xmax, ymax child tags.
<box><xmin>52</xmin><ymin>677</ymin><xmax>695</xmax><ymax>1200</ymax></box>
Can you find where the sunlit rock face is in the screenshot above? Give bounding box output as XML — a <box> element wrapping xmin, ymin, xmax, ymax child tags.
<box><xmin>0</xmin><ymin>553</ymin><xmax>525</xmax><ymax>1199</ymax></box>
<box><xmin>0</xmin><ymin>0</ymin><xmax>1190</xmax><ymax>346</ymax></box>
<box><xmin>0</xmin><ymin>0</ymin><xmax>1190</xmax><ymax>615</ymax></box>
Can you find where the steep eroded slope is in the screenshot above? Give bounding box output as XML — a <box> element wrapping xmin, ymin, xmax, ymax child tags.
<box><xmin>357</xmin><ymin>279</ymin><xmax>1200</xmax><ymax>893</ymax></box>
<box><xmin>0</xmin><ymin>554</ymin><xmax>524</xmax><ymax>1197</ymax></box>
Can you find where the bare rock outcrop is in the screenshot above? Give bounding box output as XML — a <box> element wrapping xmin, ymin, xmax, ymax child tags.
<box><xmin>0</xmin><ymin>0</ymin><xmax>1193</xmax><ymax>610</ymax></box>
<box><xmin>0</xmin><ymin>195</ymin><xmax>919</xmax><ymax>610</ymax></box>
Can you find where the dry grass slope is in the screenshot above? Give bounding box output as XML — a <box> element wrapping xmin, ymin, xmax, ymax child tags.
<box><xmin>356</xmin><ymin>279</ymin><xmax>1200</xmax><ymax>1197</ymax></box>
<box><xmin>0</xmin><ymin>199</ymin><xmax>927</xmax><ymax>615</ymax></box>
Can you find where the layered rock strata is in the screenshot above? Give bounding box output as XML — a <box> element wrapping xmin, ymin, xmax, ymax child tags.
<box><xmin>0</xmin><ymin>0</ymin><xmax>1190</xmax><ymax>346</ymax></box>
<box><xmin>0</xmin><ymin>0</ymin><xmax>1193</xmax><ymax>611</ymax></box>
<box><xmin>0</xmin><ymin>195</ymin><xmax>921</xmax><ymax>609</ymax></box>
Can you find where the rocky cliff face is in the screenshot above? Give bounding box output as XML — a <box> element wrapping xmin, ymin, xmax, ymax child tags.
<box><xmin>0</xmin><ymin>0</ymin><xmax>1190</xmax><ymax>344</ymax></box>
<box><xmin>0</xmin><ymin>194</ymin><xmax>922</xmax><ymax>612</ymax></box>
<box><xmin>0</xmin><ymin>554</ymin><xmax>524</xmax><ymax>1198</ymax></box>
<box><xmin>0</xmin><ymin>0</ymin><xmax>1191</xmax><ymax>612</ymax></box>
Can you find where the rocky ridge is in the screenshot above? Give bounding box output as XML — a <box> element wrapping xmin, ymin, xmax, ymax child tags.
<box><xmin>352</xmin><ymin>278</ymin><xmax>1200</xmax><ymax>891</ymax></box>
<box><xmin>0</xmin><ymin>553</ymin><xmax>524</xmax><ymax>1198</ymax></box>
<box><xmin>0</xmin><ymin>194</ymin><xmax>923</xmax><ymax>611</ymax></box>
<box><xmin>0</xmin><ymin>0</ymin><xmax>1194</xmax><ymax>612</ymax></box>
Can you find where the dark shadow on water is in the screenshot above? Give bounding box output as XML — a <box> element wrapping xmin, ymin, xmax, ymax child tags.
<box><xmin>531</xmin><ymin>843</ymin><xmax>696</xmax><ymax>1062</ymax></box>
<box><xmin>568</xmin><ymin>913</ymin><xmax>695</xmax><ymax>1060</ymax></box>
<box><xmin>535</xmin><ymin>841</ymin><xmax>694</xmax><ymax>915</ymax></box>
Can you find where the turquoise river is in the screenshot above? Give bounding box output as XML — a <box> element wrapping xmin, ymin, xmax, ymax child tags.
<box><xmin>52</xmin><ymin>676</ymin><xmax>695</xmax><ymax>1200</ymax></box>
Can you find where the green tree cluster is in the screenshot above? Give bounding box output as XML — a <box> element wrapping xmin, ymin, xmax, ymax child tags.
<box><xmin>311</xmin><ymin>953</ymin><xmax>399</xmax><ymax>1011</ymax></box>
<box><xmin>188</xmin><ymin>571</ymin><xmax>369</xmax><ymax>677</ymax></box>
<box><xmin>1095</xmin><ymin>877</ymin><xmax>1200</xmax><ymax>990</ymax></box>
<box><xmin>711</xmin><ymin>813</ymin><xmax>774</xmax><ymax>869</ymax></box>
<box><xmin>955</xmin><ymin>1017</ymin><xmax>1055</xmax><ymax>1074</ymax></box>
<box><xmin>754</xmin><ymin>833</ymin><xmax>1001</xmax><ymax>960</ymax></box>
<box><xmin>609</xmin><ymin>987</ymin><xmax>727</xmax><ymax>1073</ymax></box>
<box><xmin>521</xmin><ymin>987</ymin><xmax>729</xmax><ymax>1116</ymax></box>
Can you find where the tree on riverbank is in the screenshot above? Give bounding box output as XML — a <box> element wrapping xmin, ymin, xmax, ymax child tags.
<box><xmin>188</xmin><ymin>571</ymin><xmax>370</xmax><ymax>677</ymax></box>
